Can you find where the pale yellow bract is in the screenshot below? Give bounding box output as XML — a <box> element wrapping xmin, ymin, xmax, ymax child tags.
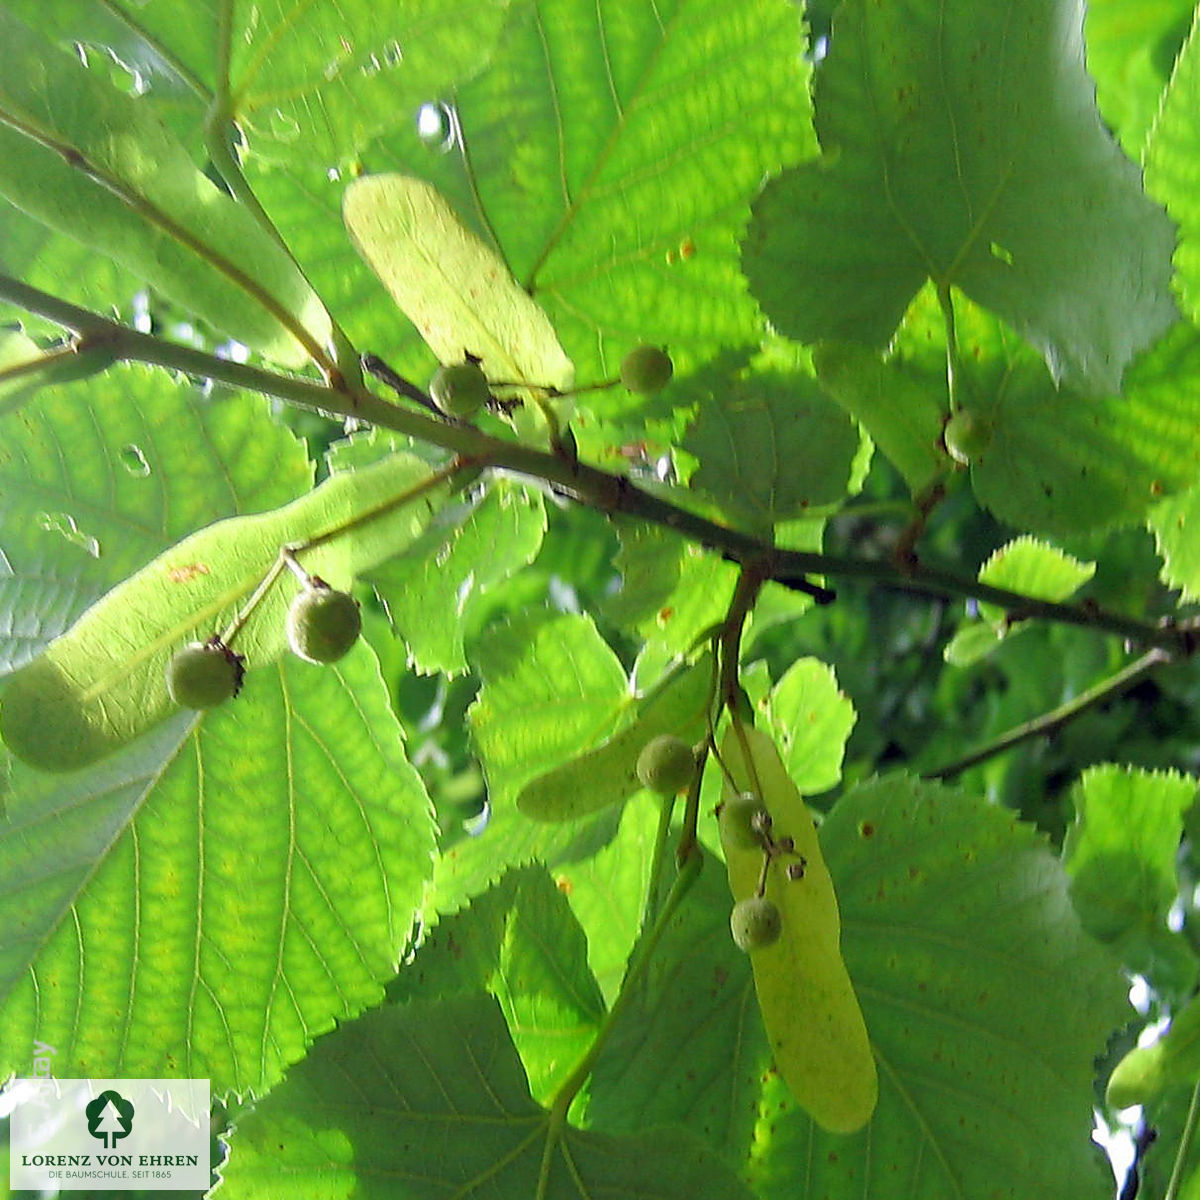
<box><xmin>718</xmin><ymin>724</ymin><xmax>878</xmax><ymax>1134</ymax></box>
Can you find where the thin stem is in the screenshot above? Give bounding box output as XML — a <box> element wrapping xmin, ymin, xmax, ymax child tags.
<box><xmin>643</xmin><ymin>794</ymin><xmax>678</xmax><ymax>924</ymax></box>
<box><xmin>0</xmin><ymin>273</ymin><xmax>1193</xmax><ymax>656</ymax></box>
<box><xmin>1165</xmin><ymin>1077</ymin><xmax>1200</xmax><ymax>1200</ymax></box>
<box><xmin>924</xmin><ymin>648</ymin><xmax>1172</xmax><ymax>780</ymax></box>
<box><xmin>546</xmin><ymin>851</ymin><xmax>702</xmax><ymax>1125</ymax></box>
<box><xmin>219</xmin><ymin>555</ymin><xmax>288</xmax><ymax>647</ymax></box>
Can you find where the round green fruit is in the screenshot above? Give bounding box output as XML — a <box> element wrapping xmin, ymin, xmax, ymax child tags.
<box><xmin>620</xmin><ymin>344</ymin><xmax>673</xmax><ymax>394</ymax></box>
<box><xmin>635</xmin><ymin>734</ymin><xmax>695</xmax><ymax>794</ymax></box>
<box><xmin>730</xmin><ymin>895</ymin><xmax>782</xmax><ymax>952</ymax></box>
<box><xmin>166</xmin><ymin>640</ymin><xmax>244</xmax><ymax>709</ymax></box>
<box><xmin>287</xmin><ymin>585</ymin><xmax>362</xmax><ymax>664</ymax></box>
<box><xmin>719</xmin><ymin>791</ymin><xmax>771</xmax><ymax>850</ymax></box>
<box><xmin>430</xmin><ymin>361</ymin><xmax>491</xmax><ymax>418</ymax></box>
<box><xmin>943</xmin><ymin>407</ymin><xmax>991</xmax><ymax>466</ymax></box>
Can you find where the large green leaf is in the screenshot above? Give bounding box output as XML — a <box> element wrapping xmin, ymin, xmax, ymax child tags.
<box><xmin>18</xmin><ymin>0</ymin><xmax>516</xmax><ymax>167</ymax></box>
<box><xmin>0</xmin><ymin>648</ymin><xmax>435</xmax><ymax>1094</ymax></box>
<box><xmin>1064</xmin><ymin>764</ymin><xmax>1197</xmax><ymax>987</ymax></box>
<box><xmin>0</xmin><ymin>450</ymin><xmax>445</xmax><ymax>771</ymax></box>
<box><xmin>0</xmin><ymin>368</ymin><xmax>311</xmax><ymax>673</ymax></box>
<box><xmin>1147</xmin><ymin>5</ymin><xmax>1200</xmax><ymax>326</ymax></box>
<box><xmin>750</xmin><ymin>775</ymin><xmax>1127</xmax><ymax>1200</ymax></box>
<box><xmin>217</xmin><ymin>992</ymin><xmax>757</xmax><ymax>1200</ymax></box>
<box><xmin>0</xmin><ymin>12</ymin><xmax>332</xmax><ymax>367</ymax></box>
<box><xmin>411</xmin><ymin>0</ymin><xmax>815</xmax><ymax>397</ymax></box>
<box><xmin>743</xmin><ymin>0</ymin><xmax>1177</xmax><ymax>394</ymax></box>
<box><xmin>392</xmin><ymin>866</ymin><xmax>606</xmax><ymax>1103</ymax></box>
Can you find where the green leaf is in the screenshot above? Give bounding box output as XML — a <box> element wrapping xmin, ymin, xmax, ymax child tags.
<box><xmin>1085</xmin><ymin>0</ymin><xmax>1195</xmax><ymax>157</ymax></box>
<box><xmin>972</xmin><ymin>324</ymin><xmax>1200</xmax><ymax>534</ymax></box>
<box><xmin>556</xmin><ymin>797</ymin><xmax>659</xmax><ymax>1005</ymax></box>
<box><xmin>0</xmin><ymin>12</ymin><xmax>332</xmax><ymax>367</ymax></box>
<box><xmin>1108</xmin><ymin>989</ymin><xmax>1200</xmax><ymax>1108</ymax></box>
<box><xmin>743</xmin><ymin>0</ymin><xmax>1177</xmax><ymax>394</ymax></box>
<box><xmin>1064</xmin><ymin>764</ymin><xmax>1197</xmax><ymax>986</ymax></box>
<box><xmin>763</xmin><ymin>657</ymin><xmax>856</xmax><ymax>795</ymax></box>
<box><xmin>813</xmin><ymin>342</ymin><xmax>948</xmax><ymax>494</ymax></box>
<box><xmin>394</xmin><ymin>866</ymin><xmax>605</xmax><ymax>1103</ymax></box>
<box><xmin>681</xmin><ymin>355</ymin><xmax>860</xmax><ymax>532</ymax></box>
<box><xmin>0</xmin><ymin>369</ymin><xmax>311</xmax><ymax>673</ymax></box>
<box><xmin>467</xmin><ymin>610</ymin><xmax>629</xmax><ymax>808</ymax></box>
<box><xmin>978</xmin><ymin>537</ymin><xmax>1097</xmax><ymax>621</ymax></box>
<box><xmin>588</xmin><ymin>844</ymin><xmax>769</xmax><ymax>1164</ymax></box>
<box><xmin>1151</xmin><ymin>480</ymin><xmax>1200</xmax><ymax>599</ymax></box>
<box><xmin>0</xmin><ymin>451</ymin><xmax>445</xmax><ymax>771</ymax></box>
<box><xmin>397</xmin><ymin>0</ymin><xmax>816</xmax><ymax>398</ymax></box>
<box><xmin>517</xmin><ymin>656</ymin><xmax>713</xmax><ymax>822</ymax></box>
<box><xmin>371</xmin><ymin>480</ymin><xmax>547</xmax><ymax>675</ymax></box>
<box><xmin>217</xmin><ymin>992</ymin><xmax>757</xmax><ymax>1200</ymax></box>
<box><xmin>0</xmin><ymin>648</ymin><xmax>435</xmax><ymax>1093</ymax></box>
<box><xmin>750</xmin><ymin>774</ymin><xmax>1128</xmax><ymax>1200</ymax></box>
<box><xmin>0</xmin><ymin>332</ymin><xmax>114</xmax><ymax>416</ymax></box>
<box><xmin>343</xmin><ymin>173</ymin><xmax>574</xmax><ymax>389</ymax></box>
<box><xmin>622</xmin><ymin>539</ymin><xmax>740</xmax><ymax>683</ymax></box>
<box><xmin>1147</xmin><ymin>6</ymin><xmax>1200</xmax><ymax>326</ymax></box>
<box><xmin>601</xmin><ymin>522</ymin><xmax>687</xmax><ymax>631</ymax></box>
<box><xmin>23</xmin><ymin>0</ymin><xmax>516</xmax><ymax>168</ymax></box>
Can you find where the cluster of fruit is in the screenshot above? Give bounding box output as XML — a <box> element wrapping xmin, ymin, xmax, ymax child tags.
<box><xmin>165</xmin><ymin>580</ymin><xmax>362</xmax><ymax>709</ymax></box>
<box><xmin>634</xmin><ymin>732</ymin><xmax>804</xmax><ymax>952</ymax></box>
<box><xmin>426</xmin><ymin>344</ymin><xmax>674</xmax><ymax>418</ymax></box>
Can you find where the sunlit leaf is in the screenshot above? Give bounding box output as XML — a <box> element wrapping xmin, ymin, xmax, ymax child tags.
<box><xmin>1147</xmin><ymin>5</ymin><xmax>1200</xmax><ymax>326</ymax></box>
<box><xmin>0</xmin><ymin>12</ymin><xmax>332</xmax><ymax>366</ymax></box>
<box><xmin>393</xmin><ymin>866</ymin><xmax>605</xmax><ymax>1103</ymax></box>
<box><xmin>1065</xmin><ymin>764</ymin><xmax>1197</xmax><ymax>986</ymax></box>
<box><xmin>518</xmin><ymin>656</ymin><xmax>712</xmax><ymax>822</ymax></box>
<box><xmin>0</xmin><ymin>649</ymin><xmax>435</xmax><ymax>1093</ymax></box>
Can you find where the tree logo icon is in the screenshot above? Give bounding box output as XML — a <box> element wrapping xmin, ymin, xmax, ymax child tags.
<box><xmin>84</xmin><ymin>1090</ymin><xmax>135</xmax><ymax>1149</ymax></box>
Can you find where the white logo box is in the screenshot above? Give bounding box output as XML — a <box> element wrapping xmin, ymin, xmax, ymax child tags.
<box><xmin>9</xmin><ymin>1078</ymin><xmax>210</xmax><ymax>1191</ymax></box>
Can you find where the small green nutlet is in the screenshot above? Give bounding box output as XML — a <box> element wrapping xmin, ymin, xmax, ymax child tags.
<box><xmin>635</xmin><ymin>734</ymin><xmax>695</xmax><ymax>794</ymax></box>
<box><xmin>943</xmin><ymin>407</ymin><xmax>992</xmax><ymax>466</ymax></box>
<box><xmin>730</xmin><ymin>895</ymin><xmax>782</xmax><ymax>952</ymax></box>
<box><xmin>719</xmin><ymin>791</ymin><xmax>772</xmax><ymax>850</ymax></box>
<box><xmin>619</xmin><ymin>344</ymin><xmax>673</xmax><ymax>393</ymax></box>
<box><xmin>430</xmin><ymin>361</ymin><xmax>491</xmax><ymax>417</ymax></box>
<box><xmin>287</xmin><ymin>584</ymin><xmax>363</xmax><ymax>664</ymax></box>
<box><xmin>166</xmin><ymin>639</ymin><xmax>244</xmax><ymax>709</ymax></box>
